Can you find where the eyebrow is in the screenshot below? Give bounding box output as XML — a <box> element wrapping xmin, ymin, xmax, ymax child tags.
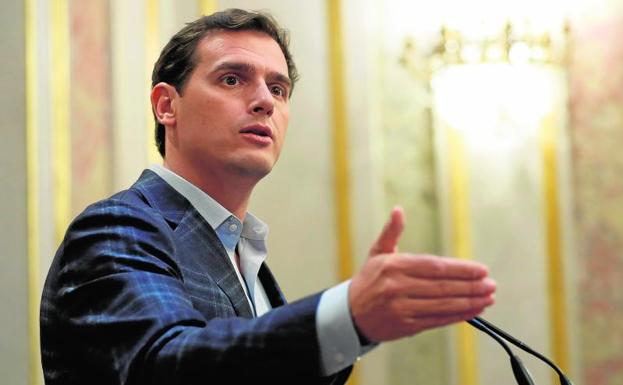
<box><xmin>213</xmin><ymin>61</ymin><xmax>292</xmax><ymax>89</ymax></box>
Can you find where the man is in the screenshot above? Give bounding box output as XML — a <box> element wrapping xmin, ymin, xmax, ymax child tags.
<box><xmin>40</xmin><ymin>9</ymin><xmax>496</xmax><ymax>385</ymax></box>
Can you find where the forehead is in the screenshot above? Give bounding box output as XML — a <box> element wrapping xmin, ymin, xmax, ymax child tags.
<box><xmin>194</xmin><ymin>30</ymin><xmax>288</xmax><ymax>74</ymax></box>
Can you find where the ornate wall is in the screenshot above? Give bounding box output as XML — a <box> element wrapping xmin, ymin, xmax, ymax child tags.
<box><xmin>569</xmin><ymin>2</ymin><xmax>623</xmax><ymax>384</ymax></box>
<box><xmin>4</xmin><ymin>1</ymin><xmax>623</xmax><ymax>385</ymax></box>
<box><xmin>69</xmin><ymin>0</ymin><xmax>113</xmax><ymax>216</ymax></box>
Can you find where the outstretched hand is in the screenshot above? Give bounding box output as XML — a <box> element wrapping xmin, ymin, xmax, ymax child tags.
<box><xmin>349</xmin><ymin>206</ymin><xmax>496</xmax><ymax>342</ymax></box>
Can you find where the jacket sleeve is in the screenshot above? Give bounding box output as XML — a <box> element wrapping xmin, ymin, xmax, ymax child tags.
<box><xmin>40</xmin><ymin>199</ymin><xmax>348</xmax><ymax>385</ymax></box>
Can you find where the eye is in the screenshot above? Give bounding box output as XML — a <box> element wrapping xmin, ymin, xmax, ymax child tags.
<box><xmin>222</xmin><ymin>75</ymin><xmax>239</xmax><ymax>86</ymax></box>
<box><xmin>270</xmin><ymin>85</ymin><xmax>287</xmax><ymax>98</ymax></box>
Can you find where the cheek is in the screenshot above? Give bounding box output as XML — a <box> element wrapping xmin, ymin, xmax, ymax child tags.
<box><xmin>275</xmin><ymin>109</ymin><xmax>290</xmax><ymax>137</ymax></box>
<box><xmin>186</xmin><ymin>101</ymin><xmax>227</xmax><ymax>137</ymax></box>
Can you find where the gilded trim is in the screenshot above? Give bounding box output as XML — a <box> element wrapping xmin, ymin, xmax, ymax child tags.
<box><xmin>326</xmin><ymin>2</ymin><xmax>356</xmax><ymax>384</ymax></box>
<box><xmin>447</xmin><ymin>128</ymin><xmax>478</xmax><ymax>385</ymax></box>
<box><xmin>51</xmin><ymin>0</ymin><xmax>71</xmax><ymax>244</ymax></box>
<box><xmin>198</xmin><ymin>0</ymin><xmax>218</xmax><ymax>15</ymax></box>
<box><xmin>145</xmin><ymin>0</ymin><xmax>161</xmax><ymax>164</ymax></box>
<box><xmin>540</xmin><ymin>114</ymin><xmax>569</xmax><ymax>375</ymax></box>
<box><xmin>25</xmin><ymin>1</ymin><xmax>41</xmax><ymax>384</ymax></box>
<box><xmin>326</xmin><ymin>0</ymin><xmax>353</xmax><ymax>282</ymax></box>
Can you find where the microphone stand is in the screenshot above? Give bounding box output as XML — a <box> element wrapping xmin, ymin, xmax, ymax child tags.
<box><xmin>467</xmin><ymin>317</ymin><xmax>574</xmax><ymax>385</ymax></box>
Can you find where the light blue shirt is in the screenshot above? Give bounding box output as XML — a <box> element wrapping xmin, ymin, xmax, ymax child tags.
<box><xmin>149</xmin><ymin>165</ymin><xmax>372</xmax><ymax>374</ymax></box>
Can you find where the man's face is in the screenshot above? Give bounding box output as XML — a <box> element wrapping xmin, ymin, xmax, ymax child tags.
<box><xmin>167</xmin><ymin>30</ymin><xmax>291</xmax><ymax>180</ymax></box>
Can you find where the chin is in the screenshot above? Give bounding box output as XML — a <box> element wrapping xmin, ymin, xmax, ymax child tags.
<box><xmin>227</xmin><ymin>158</ymin><xmax>275</xmax><ymax>179</ymax></box>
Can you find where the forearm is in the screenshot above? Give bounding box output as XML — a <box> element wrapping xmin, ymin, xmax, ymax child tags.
<box><xmin>148</xmin><ymin>295</ymin><xmax>323</xmax><ymax>384</ymax></box>
<box><xmin>316</xmin><ymin>280</ymin><xmax>377</xmax><ymax>375</ymax></box>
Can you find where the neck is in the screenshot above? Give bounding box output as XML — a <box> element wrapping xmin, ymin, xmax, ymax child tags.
<box><xmin>163</xmin><ymin>159</ymin><xmax>258</xmax><ymax>220</ymax></box>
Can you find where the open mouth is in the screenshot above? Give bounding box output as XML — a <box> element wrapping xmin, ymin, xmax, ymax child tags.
<box><xmin>240</xmin><ymin>125</ymin><xmax>273</xmax><ymax>139</ymax></box>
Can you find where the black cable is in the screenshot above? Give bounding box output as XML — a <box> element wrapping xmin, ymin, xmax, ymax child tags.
<box><xmin>472</xmin><ymin>317</ymin><xmax>574</xmax><ymax>385</ymax></box>
<box><xmin>466</xmin><ymin>318</ymin><xmax>514</xmax><ymax>356</ymax></box>
<box><xmin>467</xmin><ymin>318</ymin><xmax>535</xmax><ymax>385</ymax></box>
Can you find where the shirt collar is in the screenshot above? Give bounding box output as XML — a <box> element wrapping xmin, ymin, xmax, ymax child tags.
<box><xmin>149</xmin><ymin>164</ymin><xmax>269</xmax><ymax>242</ymax></box>
<box><xmin>241</xmin><ymin>212</ymin><xmax>269</xmax><ymax>241</ymax></box>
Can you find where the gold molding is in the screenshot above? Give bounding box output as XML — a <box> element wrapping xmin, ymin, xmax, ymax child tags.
<box><xmin>25</xmin><ymin>0</ymin><xmax>41</xmax><ymax>384</ymax></box>
<box><xmin>327</xmin><ymin>0</ymin><xmax>353</xmax><ymax>282</ymax></box>
<box><xmin>447</xmin><ymin>128</ymin><xmax>479</xmax><ymax>385</ymax></box>
<box><xmin>198</xmin><ymin>0</ymin><xmax>218</xmax><ymax>16</ymax></box>
<box><xmin>540</xmin><ymin>113</ymin><xmax>569</xmax><ymax>377</ymax></box>
<box><xmin>51</xmin><ymin>0</ymin><xmax>71</xmax><ymax>244</ymax></box>
<box><xmin>326</xmin><ymin>1</ymin><xmax>357</xmax><ymax>384</ymax></box>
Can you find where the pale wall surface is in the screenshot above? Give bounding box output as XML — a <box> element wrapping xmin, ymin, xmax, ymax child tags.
<box><xmin>0</xmin><ymin>2</ymin><xmax>29</xmax><ymax>385</ymax></box>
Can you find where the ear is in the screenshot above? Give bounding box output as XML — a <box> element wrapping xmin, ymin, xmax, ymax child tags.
<box><xmin>151</xmin><ymin>82</ymin><xmax>178</xmax><ymax>128</ymax></box>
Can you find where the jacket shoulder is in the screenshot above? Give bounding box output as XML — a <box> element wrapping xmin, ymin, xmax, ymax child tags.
<box><xmin>71</xmin><ymin>169</ymin><xmax>185</xmax><ymax>232</ymax></box>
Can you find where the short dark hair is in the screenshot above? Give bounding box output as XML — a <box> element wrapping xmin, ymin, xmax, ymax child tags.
<box><xmin>151</xmin><ymin>8</ymin><xmax>299</xmax><ymax>157</ymax></box>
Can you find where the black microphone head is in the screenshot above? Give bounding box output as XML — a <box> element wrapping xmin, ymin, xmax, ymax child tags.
<box><xmin>510</xmin><ymin>355</ymin><xmax>536</xmax><ymax>385</ymax></box>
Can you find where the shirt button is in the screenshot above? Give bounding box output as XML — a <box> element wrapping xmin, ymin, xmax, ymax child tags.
<box><xmin>334</xmin><ymin>352</ymin><xmax>344</xmax><ymax>363</ymax></box>
<box><xmin>228</xmin><ymin>223</ymin><xmax>238</xmax><ymax>232</ymax></box>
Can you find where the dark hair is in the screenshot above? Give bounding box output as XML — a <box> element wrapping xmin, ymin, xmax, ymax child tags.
<box><xmin>151</xmin><ymin>8</ymin><xmax>299</xmax><ymax>157</ymax></box>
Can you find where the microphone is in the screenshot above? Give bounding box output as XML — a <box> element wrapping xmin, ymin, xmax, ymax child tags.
<box><xmin>467</xmin><ymin>318</ymin><xmax>535</xmax><ymax>385</ymax></box>
<box><xmin>467</xmin><ymin>317</ymin><xmax>574</xmax><ymax>385</ymax></box>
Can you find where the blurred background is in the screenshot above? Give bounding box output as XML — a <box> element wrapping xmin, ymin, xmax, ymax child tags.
<box><xmin>2</xmin><ymin>0</ymin><xmax>622</xmax><ymax>384</ymax></box>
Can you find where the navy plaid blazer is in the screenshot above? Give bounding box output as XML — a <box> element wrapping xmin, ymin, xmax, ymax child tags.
<box><xmin>40</xmin><ymin>170</ymin><xmax>351</xmax><ymax>385</ymax></box>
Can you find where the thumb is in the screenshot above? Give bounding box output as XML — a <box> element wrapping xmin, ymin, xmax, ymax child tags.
<box><xmin>369</xmin><ymin>206</ymin><xmax>405</xmax><ymax>256</ymax></box>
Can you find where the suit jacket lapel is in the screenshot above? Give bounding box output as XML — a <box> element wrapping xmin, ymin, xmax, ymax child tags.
<box><xmin>177</xmin><ymin>208</ymin><xmax>254</xmax><ymax>318</ymax></box>
<box><xmin>133</xmin><ymin>169</ymin><xmax>254</xmax><ymax>319</ymax></box>
<box><xmin>258</xmin><ymin>263</ymin><xmax>287</xmax><ymax>308</ymax></box>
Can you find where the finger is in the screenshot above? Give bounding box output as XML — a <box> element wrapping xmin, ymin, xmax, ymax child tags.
<box><xmin>401</xmin><ymin>277</ymin><xmax>497</xmax><ymax>299</ymax></box>
<box><xmin>398</xmin><ymin>295</ymin><xmax>495</xmax><ymax>318</ymax></box>
<box><xmin>369</xmin><ymin>206</ymin><xmax>405</xmax><ymax>256</ymax></box>
<box><xmin>396</xmin><ymin>254</ymin><xmax>489</xmax><ymax>280</ymax></box>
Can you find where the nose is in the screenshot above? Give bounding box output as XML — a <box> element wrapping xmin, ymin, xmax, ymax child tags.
<box><xmin>248</xmin><ymin>83</ymin><xmax>274</xmax><ymax>117</ymax></box>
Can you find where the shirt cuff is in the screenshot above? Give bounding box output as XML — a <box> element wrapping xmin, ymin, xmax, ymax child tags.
<box><xmin>316</xmin><ymin>280</ymin><xmax>377</xmax><ymax>375</ymax></box>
